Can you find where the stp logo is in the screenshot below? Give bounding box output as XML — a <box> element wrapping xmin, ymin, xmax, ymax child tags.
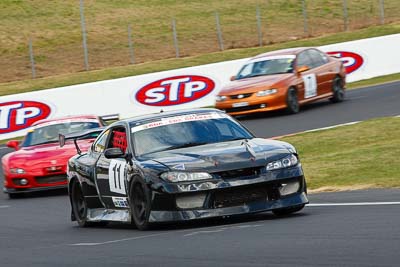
<box><xmin>136</xmin><ymin>75</ymin><xmax>216</xmax><ymax>106</ymax></box>
<box><xmin>0</xmin><ymin>101</ymin><xmax>51</xmax><ymax>134</ymax></box>
<box><xmin>327</xmin><ymin>51</ymin><xmax>364</xmax><ymax>74</ymax></box>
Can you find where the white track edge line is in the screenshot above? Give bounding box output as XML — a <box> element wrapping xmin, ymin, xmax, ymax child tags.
<box><xmin>69</xmin><ymin>233</ymin><xmax>167</xmax><ymax>246</ymax></box>
<box><xmin>304</xmin><ymin>121</ymin><xmax>361</xmax><ymax>133</ymax></box>
<box><xmin>307</xmin><ymin>202</ymin><xmax>400</xmax><ymax>207</ymax></box>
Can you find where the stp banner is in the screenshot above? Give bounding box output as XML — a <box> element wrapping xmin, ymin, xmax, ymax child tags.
<box><xmin>1</xmin><ymin>33</ymin><xmax>399</xmax><ymax>139</ymax></box>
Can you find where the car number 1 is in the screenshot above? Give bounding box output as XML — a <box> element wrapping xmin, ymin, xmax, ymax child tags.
<box><xmin>109</xmin><ymin>160</ymin><xmax>127</xmax><ymax>195</ymax></box>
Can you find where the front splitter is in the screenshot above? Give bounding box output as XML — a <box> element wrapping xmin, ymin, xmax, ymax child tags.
<box><xmin>149</xmin><ymin>192</ymin><xmax>308</xmax><ymax>222</ymax></box>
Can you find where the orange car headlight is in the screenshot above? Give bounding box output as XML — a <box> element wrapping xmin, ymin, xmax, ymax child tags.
<box><xmin>256</xmin><ymin>89</ymin><xmax>278</xmax><ymax>97</ymax></box>
<box><xmin>216</xmin><ymin>95</ymin><xmax>228</xmax><ymax>102</ymax></box>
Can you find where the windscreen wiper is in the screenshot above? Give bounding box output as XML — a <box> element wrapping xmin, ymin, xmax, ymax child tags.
<box><xmin>140</xmin><ymin>142</ymin><xmax>208</xmax><ymax>156</ymax></box>
<box><xmin>166</xmin><ymin>142</ymin><xmax>208</xmax><ymax>150</ymax></box>
<box><xmin>247</xmin><ymin>74</ymin><xmax>269</xmax><ymax>78</ymax></box>
<box><xmin>34</xmin><ymin>140</ymin><xmax>59</xmax><ymax>146</ymax></box>
<box><xmin>228</xmin><ymin>137</ymin><xmax>248</xmax><ymax>141</ymax></box>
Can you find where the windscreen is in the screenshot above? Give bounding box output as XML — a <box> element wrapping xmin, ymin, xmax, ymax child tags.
<box><xmin>236</xmin><ymin>56</ymin><xmax>295</xmax><ymax>80</ymax></box>
<box><xmin>131</xmin><ymin>113</ymin><xmax>253</xmax><ymax>157</ymax></box>
<box><xmin>21</xmin><ymin>121</ymin><xmax>100</xmax><ymax>147</ymax></box>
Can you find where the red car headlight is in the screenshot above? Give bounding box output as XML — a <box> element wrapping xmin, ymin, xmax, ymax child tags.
<box><xmin>10</xmin><ymin>168</ymin><xmax>25</xmax><ymax>174</ymax></box>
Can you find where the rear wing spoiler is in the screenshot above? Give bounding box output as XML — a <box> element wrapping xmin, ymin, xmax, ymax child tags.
<box><xmin>59</xmin><ymin>127</ymin><xmax>105</xmax><ymax>154</ymax></box>
<box><xmin>100</xmin><ymin>113</ymin><xmax>119</xmax><ymax>122</ymax></box>
<box><xmin>328</xmin><ymin>53</ymin><xmax>341</xmax><ymax>59</ymax></box>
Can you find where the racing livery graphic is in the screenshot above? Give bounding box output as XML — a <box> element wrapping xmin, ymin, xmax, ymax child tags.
<box><xmin>64</xmin><ymin>108</ymin><xmax>308</xmax><ymax>230</ymax></box>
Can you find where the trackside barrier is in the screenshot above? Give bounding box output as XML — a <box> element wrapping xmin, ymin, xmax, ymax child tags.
<box><xmin>0</xmin><ymin>34</ymin><xmax>399</xmax><ymax>140</ymax></box>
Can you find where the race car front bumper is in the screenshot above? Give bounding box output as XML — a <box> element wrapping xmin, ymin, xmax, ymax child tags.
<box><xmin>3</xmin><ymin>184</ymin><xmax>67</xmax><ymax>194</ymax></box>
<box><xmin>149</xmin><ymin>191</ymin><xmax>308</xmax><ymax>222</ymax></box>
<box><xmin>148</xmin><ymin>166</ymin><xmax>308</xmax><ymax>223</ymax></box>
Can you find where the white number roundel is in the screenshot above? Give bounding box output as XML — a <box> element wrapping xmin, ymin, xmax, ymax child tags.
<box><xmin>108</xmin><ymin>160</ymin><xmax>127</xmax><ymax>195</ymax></box>
<box><xmin>302</xmin><ymin>73</ymin><xmax>317</xmax><ymax>99</ymax></box>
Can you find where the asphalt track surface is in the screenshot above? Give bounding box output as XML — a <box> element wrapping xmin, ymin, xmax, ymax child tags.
<box><xmin>1</xmin><ymin>81</ymin><xmax>400</xmax><ymax>266</ymax></box>
<box><xmin>241</xmin><ymin>80</ymin><xmax>400</xmax><ymax>138</ymax></box>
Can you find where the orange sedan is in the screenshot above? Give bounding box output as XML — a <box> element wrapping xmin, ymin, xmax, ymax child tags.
<box><xmin>215</xmin><ymin>47</ymin><xmax>346</xmax><ymax>115</ymax></box>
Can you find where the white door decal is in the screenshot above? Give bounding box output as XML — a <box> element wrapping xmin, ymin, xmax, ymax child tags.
<box><xmin>302</xmin><ymin>73</ymin><xmax>317</xmax><ymax>99</ymax></box>
<box><xmin>109</xmin><ymin>160</ymin><xmax>127</xmax><ymax>195</ymax></box>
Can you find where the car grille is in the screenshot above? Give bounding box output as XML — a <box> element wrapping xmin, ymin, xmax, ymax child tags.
<box><xmin>215</xmin><ymin>167</ymin><xmax>262</xmax><ymax>179</ymax></box>
<box><xmin>212</xmin><ymin>183</ymin><xmax>280</xmax><ymax>208</ymax></box>
<box><xmin>35</xmin><ymin>175</ymin><xmax>67</xmax><ymax>185</ymax></box>
<box><xmin>230</xmin><ymin>93</ymin><xmax>253</xmax><ymax>99</ymax></box>
<box><xmin>225</xmin><ymin>104</ymin><xmax>266</xmax><ymax>113</ymax></box>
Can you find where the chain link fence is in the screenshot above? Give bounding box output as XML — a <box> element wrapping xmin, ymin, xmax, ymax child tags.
<box><xmin>0</xmin><ymin>0</ymin><xmax>399</xmax><ymax>83</ymax></box>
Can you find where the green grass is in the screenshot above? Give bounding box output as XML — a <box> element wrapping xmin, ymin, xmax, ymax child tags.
<box><xmin>280</xmin><ymin>117</ymin><xmax>400</xmax><ymax>191</ymax></box>
<box><xmin>1</xmin><ymin>0</ymin><xmax>400</xmax><ymax>83</ymax></box>
<box><xmin>1</xmin><ymin>22</ymin><xmax>400</xmax><ymax>96</ymax></box>
<box><xmin>347</xmin><ymin>72</ymin><xmax>400</xmax><ymax>89</ymax></box>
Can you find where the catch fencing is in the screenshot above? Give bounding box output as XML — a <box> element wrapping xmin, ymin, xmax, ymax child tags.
<box><xmin>0</xmin><ymin>0</ymin><xmax>399</xmax><ymax>82</ymax></box>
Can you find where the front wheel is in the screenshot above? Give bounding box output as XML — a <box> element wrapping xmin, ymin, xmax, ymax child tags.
<box><xmin>330</xmin><ymin>77</ymin><xmax>345</xmax><ymax>103</ymax></box>
<box><xmin>286</xmin><ymin>87</ymin><xmax>299</xmax><ymax>114</ymax></box>
<box><xmin>129</xmin><ymin>176</ymin><xmax>152</xmax><ymax>230</ymax></box>
<box><xmin>71</xmin><ymin>180</ymin><xmax>91</xmax><ymax>227</ymax></box>
<box><xmin>272</xmin><ymin>204</ymin><xmax>305</xmax><ymax>216</ymax></box>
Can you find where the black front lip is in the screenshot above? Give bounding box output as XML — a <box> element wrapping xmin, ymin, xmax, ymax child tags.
<box><xmin>3</xmin><ymin>185</ymin><xmax>67</xmax><ymax>194</ymax></box>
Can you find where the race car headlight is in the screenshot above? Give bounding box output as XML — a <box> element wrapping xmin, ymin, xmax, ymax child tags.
<box><xmin>160</xmin><ymin>172</ymin><xmax>212</xmax><ymax>183</ymax></box>
<box><xmin>216</xmin><ymin>95</ymin><xmax>227</xmax><ymax>102</ymax></box>
<box><xmin>10</xmin><ymin>168</ymin><xmax>25</xmax><ymax>174</ymax></box>
<box><xmin>256</xmin><ymin>89</ymin><xmax>277</xmax><ymax>97</ymax></box>
<box><xmin>266</xmin><ymin>154</ymin><xmax>298</xmax><ymax>171</ymax></box>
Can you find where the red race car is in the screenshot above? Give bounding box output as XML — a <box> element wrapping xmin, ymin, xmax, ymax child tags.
<box><xmin>2</xmin><ymin>115</ymin><xmax>115</xmax><ymax>198</ymax></box>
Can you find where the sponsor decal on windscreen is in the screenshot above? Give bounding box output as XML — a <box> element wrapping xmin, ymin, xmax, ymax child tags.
<box><xmin>131</xmin><ymin>112</ymin><xmax>226</xmax><ymax>133</ymax></box>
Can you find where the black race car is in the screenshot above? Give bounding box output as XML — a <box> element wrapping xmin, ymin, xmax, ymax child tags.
<box><xmin>63</xmin><ymin>108</ymin><xmax>308</xmax><ymax>230</ymax></box>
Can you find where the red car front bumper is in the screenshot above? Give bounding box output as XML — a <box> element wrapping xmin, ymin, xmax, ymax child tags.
<box><xmin>3</xmin><ymin>171</ymin><xmax>68</xmax><ymax>194</ymax></box>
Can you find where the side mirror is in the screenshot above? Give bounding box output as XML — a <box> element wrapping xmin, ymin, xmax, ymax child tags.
<box><xmin>230</xmin><ymin>75</ymin><xmax>236</xmax><ymax>81</ymax></box>
<box><xmin>6</xmin><ymin>140</ymin><xmax>20</xmax><ymax>150</ymax></box>
<box><xmin>104</xmin><ymin>148</ymin><xmax>125</xmax><ymax>159</ymax></box>
<box><xmin>297</xmin><ymin>65</ymin><xmax>310</xmax><ymax>73</ymax></box>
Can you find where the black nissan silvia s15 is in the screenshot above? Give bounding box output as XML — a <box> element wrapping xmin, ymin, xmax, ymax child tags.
<box><xmin>62</xmin><ymin>108</ymin><xmax>308</xmax><ymax>230</ymax></box>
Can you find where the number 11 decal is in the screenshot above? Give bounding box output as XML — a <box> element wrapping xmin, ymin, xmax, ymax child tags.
<box><xmin>109</xmin><ymin>160</ymin><xmax>127</xmax><ymax>194</ymax></box>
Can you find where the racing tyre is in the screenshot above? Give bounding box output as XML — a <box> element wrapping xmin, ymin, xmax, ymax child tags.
<box><xmin>8</xmin><ymin>193</ymin><xmax>22</xmax><ymax>199</ymax></box>
<box><xmin>286</xmin><ymin>87</ymin><xmax>299</xmax><ymax>114</ymax></box>
<box><xmin>129</xmin><ymin>176</ymin><xmax>152</xmax><ymax>230</ymax></box>
<box><xmin>272</xmin><ymin>204</ymin><xmax>305</xmax><ymax>216</ymax></box>
<box><xmin>71</xmin><ymin>180</ymin><xmax>91</xmax><ymax>227</ymax></box>
<box><xmin>330</xmin><ymin>77</ymin><xmax>345</xmax><ymax>103</ymax></box>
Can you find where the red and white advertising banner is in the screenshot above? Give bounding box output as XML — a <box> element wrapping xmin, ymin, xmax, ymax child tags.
<box><xmin>0</xmin><ymin>33</ymin><xmax>399</xmax><ymax>140</ymax></box>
